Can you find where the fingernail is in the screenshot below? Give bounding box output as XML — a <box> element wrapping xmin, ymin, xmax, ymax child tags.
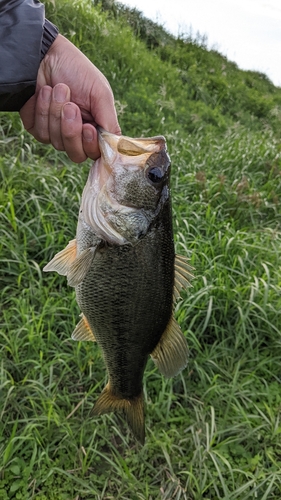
<box><xmin>42</xmin><ymin>86</ymin><xmax>51</xmax><ymax>102</ymax></box>
<box><xmin>54</xmin><ymin>84</ymin><xmax>68</xmax><ymax>102</ymax></box>
<box><xmin>83</xmin><ymin>128</ymin><xmax>94</xmax><ymax>142</ymax></box>
<box><xmin>63</xmin><ymin>103</ymin><xmax>77</xmax><ymax>120</ymax></box>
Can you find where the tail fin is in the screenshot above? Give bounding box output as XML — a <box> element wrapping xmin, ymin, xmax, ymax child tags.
<box><xmin>92</xmin><ymin>383</ymin><xmax>145</xmax><ymax>445</ymax></box>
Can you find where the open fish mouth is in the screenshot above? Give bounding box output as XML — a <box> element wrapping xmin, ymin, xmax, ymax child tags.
<box><xmin>97</xmin><ymin>127</ymin><xmax>167</xmax><ymax>165</ymax></box>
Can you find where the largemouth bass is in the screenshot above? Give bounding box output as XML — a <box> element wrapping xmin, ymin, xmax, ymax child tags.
<box><xmin>44</xmin><ymin>129</ymin><xmax>193</xmax><ymax>444</ymax></box>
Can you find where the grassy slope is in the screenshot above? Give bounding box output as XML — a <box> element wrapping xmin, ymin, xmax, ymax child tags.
<box><xmin>0</xmin><ymin>0</ymin><xmax>281</xmax><ymax>498</ymax></box>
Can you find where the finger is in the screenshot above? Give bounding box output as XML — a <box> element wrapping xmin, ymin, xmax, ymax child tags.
<box><xmin>61</xmin><ymin>103</ymin><xmax>87</xmax><ymax>163</ymax></box>
<box><xmin>49</xmin><ymin>83</ymin><xmax>71</xmax><ymax>150</ymax></box>
<box><xmin>90</xmin><ymin>73</ymin><xmax>121</xmax><ymax>135</ymax></box>
<box><xmin>32</xmin><ymin>86</ymin><xmax>52</xmax><ymax>143</ymax></box>
<box><xmin>82</xmin><ymin>123</ymin><xmax>100</xmax><ymax>160</ymax></box>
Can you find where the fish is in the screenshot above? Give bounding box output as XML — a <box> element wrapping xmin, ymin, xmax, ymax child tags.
<box><xmin>43</xmin><ymin>129</ymin><xmax>193</xmax><ymax>444</ymax></box>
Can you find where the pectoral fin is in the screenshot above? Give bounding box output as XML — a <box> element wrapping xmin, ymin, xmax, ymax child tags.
<box><xmin>43</xmin><ymin>239</ymin><xmax>77</xmax><ymax>276</ymax></box>
<box><xmin>72</xmin><ymin>314</ymin><xmax>96</xmax><ymax>342</ymax></box>
<box><xmin>44</xmin><ymin>239</ymin><xmax>97</xmax><ymax>287</ymax></box>
<box><xmin>67</xmin><ymin>247</ymin><xmax>97</xmax><ymax>287</ymax></box>
<box><xmin>150</xmin><ymin>315</ymin><xmax>188</xmax><ymax>378</ymax></box>
<box><xmin>174</xmin><ymin>254</ymin><xmax>194</xmax><ymax>301</ymax></box>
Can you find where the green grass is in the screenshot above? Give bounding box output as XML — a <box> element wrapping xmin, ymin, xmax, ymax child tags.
<box><xmin>45</xmin><ymin>0</ymin><xmax>281</xmax><ymax>138</ymax></box>
<box><xmin>1</xmin><ymin>0</ymin><xmax>281</xmax><ymax>498</ymax></box>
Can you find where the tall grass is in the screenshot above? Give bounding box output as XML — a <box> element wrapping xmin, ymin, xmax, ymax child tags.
<box><xmin>1</xmin><ymin>0</ymin><xmax>281</xmax><ymax>498</ymax></box>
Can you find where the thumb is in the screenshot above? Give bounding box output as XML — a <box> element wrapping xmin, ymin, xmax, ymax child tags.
<box><xmin>88</xmin><ymin>71</ymin><xmax>121</xmax><ymax>136</ymax></box>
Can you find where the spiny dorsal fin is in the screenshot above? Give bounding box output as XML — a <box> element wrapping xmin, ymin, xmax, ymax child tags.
<box><xmin>92</xmin><ymin>383</ymin><xmax>145</xmax><ymax>445</ymax></box>
<box><xmin>72</xmin><ymin>314</ymin><xmax>96</xmax><ymax>342</ymax></box>
<box><xmin>174</xmin><ymin>254</ymin><xmax>194</xmax><ymax>301</ymax></box>
<box><xmin>67</xmin><ymin>247</ymin><xmax>96</xmax><ymax>287</ymax></box>
<box><xmin>43</xmin><ymin>239</ymin><xmax>77</xmax><ymax>276</ymax></box>
<box><xmin>150</xmin><ymin>315</ymin><xmax>188</xmax><ymax>378</ymax></box>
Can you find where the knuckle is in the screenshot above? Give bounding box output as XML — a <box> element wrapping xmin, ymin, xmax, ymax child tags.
<box><xmin>52</xmin><ymin>140</ymin><xmax>64</xmax><ymax>151</ymax></box>
<box><xmin>69</xmin><ymin>151</ymin><xmax>87</xmax><ymax>163</ymax></box>
<box><xmin>38</xmin><ymin>135</ymin><xmax>50</xmax><ymax>144</ymax></box>
<box><xmin>33</xmin><ymin>129</ymin><xmax>50</xmax><ymax>143</ymax></box>
<box><xmin>63</xmin><ymin>130</ymin><xmax>79</xmax><ymax>140</ymax></box>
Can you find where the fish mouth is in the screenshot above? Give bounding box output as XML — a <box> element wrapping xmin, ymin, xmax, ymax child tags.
<box><xmin>97</xmin><ymin>128</ymin><xmax>167</xmax><ymax>170</ymax></box>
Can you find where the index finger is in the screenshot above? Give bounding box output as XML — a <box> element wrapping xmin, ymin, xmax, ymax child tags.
<box><xmin>82</xmin><ymin>123</ymin><xmax>100</xmax><ymax>160</ymax></box>
<box><xmin>89</xmin><ymin>73</ymin><xmax>121</xmax><ymax>136</ymax></box>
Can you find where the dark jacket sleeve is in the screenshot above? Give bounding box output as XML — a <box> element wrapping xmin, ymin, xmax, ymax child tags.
<box><xmin>0</xmin><ymin>0</ymin><xmax>59</xmax><ymax>111</ymax></box>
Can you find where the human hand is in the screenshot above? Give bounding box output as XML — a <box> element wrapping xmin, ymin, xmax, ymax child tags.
<box><xmin>20</xmin><ymin>34</ymin><xmax>121</xmax><ymax>162</ymax></box>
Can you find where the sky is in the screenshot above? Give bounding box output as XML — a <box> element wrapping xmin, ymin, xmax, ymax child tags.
<box><xmin>122</xmin><ymin>0</ymin><xmax>281</xmax><ymax>87</ymax></box>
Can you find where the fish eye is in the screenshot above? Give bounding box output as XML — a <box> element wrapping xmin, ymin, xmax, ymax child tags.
<box><xmin>147</xmin><ymin>166</ymin><xmax>165</xmax><ymax>184</ymax></box>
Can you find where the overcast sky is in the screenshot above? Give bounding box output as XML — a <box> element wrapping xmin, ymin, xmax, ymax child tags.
<box><xmin>122</xmin><ymin>0</ymin><xmax>281</xmax><ymax>87</ymax></box>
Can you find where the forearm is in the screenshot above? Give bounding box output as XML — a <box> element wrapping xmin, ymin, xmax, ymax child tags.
<box><xmin>0</xmin><ymin>0</ymin><xmax>58</xmax><ymax>111</ymax></box>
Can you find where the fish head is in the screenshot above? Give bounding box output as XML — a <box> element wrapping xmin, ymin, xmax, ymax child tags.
<box><xmin>80</xmin><ymin>129</ymin><xmax>171</xmax><ymax>245</ymax></box>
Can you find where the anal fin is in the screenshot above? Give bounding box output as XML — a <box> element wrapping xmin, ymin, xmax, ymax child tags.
<box><xmin>72</xmin><ymin>314</ymin><xmax>96</xmax><ymax>342</ymax></box>
<box><xmin>92</xmin><ymin>383</ymin><xmax>145</xmax><ymax>445</ymax></box>
<box><xmin>43</xmin><ymin>239</ymin><xmax>77</xmax><ymax>276</ymax></box>
<box><xmin>151</xmin><ymin>315</ymin><xmax>188</xmax><ymax>378</ymax></box>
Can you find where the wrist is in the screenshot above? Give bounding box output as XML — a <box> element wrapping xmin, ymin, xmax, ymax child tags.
<box><xmin>41</xmin><ymin>19</ymin><xmax>59</xmax><ymax>62</ymax></box>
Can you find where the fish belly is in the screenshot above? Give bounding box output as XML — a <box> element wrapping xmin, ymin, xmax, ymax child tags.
<box><xmin>75</xmin><ymin>217</ymin><xmax>174</xmax><ymax>399</ymax></box>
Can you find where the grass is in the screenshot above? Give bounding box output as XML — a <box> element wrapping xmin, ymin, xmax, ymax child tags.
<box><xmin>45</xmin><ymin>0</ymin><xmax>281</xmax><ymax>138</ymax></box>
<box><xmin>1</xmin><ymin>0</ymin><xmax>281</xmax><ymax>498</ymax></box>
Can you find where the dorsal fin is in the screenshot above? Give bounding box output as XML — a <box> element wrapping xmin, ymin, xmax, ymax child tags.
<box><xmin>150</xmin><ymin>315</ymin><xmax>188</xmax><ymax>377</ymax></box>
<box><xmin>72</xmin><ymin>314</ymin><xmax>96</xmax><ymax>342</ymax></box>
<box><xmin>174</xmin><ymin>254</ymin><xmax>194</xmax><ymax>301</ymax></box>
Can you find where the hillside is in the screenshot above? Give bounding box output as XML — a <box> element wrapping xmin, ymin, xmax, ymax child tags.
<box><xmin>0</xmin><ymin>0</ymin><xmax>281</xmax><ymax>498</ymax></box>
<box><xmin>93</xmin><ymin>0</ymin><xmax>281</xmax><ymax>134</ymax></box>
<box><xmin>47</xmin><ymin>0</ymin><xmax>281</xmax><ymax>137</ymax></box>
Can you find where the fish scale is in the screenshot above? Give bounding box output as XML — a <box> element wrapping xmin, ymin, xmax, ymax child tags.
<box><xmin>76</xmin><ymin>211</ymin><xmax>174</xmax><ymax>398</ymax></box>
<box><xmin>44</xmin><ymin>129</ymin><xmax>193</xmax><ymax>444</ymax></box>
